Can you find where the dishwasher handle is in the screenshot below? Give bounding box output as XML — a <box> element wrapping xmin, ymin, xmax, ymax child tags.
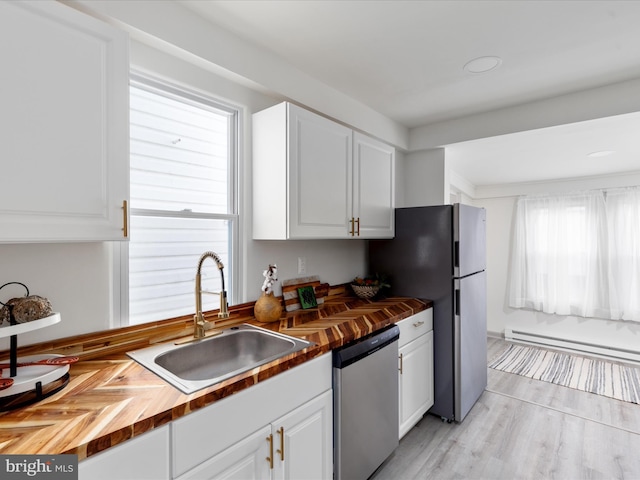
<box><xmin>333</xmin><ymin>325</ymin><xmax>400</xmax><ymax>369</ymax></box>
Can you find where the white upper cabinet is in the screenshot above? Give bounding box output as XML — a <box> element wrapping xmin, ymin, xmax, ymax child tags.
<box><xmin>253</xmin><ymin>102</ymin><xmax>395</xmax><ymax>239</ymax></box>
<box><xmin>288</xmin><ymin>103</ymin><xmax>353</xmax><ymax>238</ymax></box>
<box><xmin>0</xmin><ymin>1</ymin><xmax>129</xmax><ymax>242</ymax></box>
<box><xmin>253</xmin><ymin>102</ymin><xmax>352</xmax><ymax>239</ymax></box>
<box><xmin>353</xmin><ymin>132</ymin><xmax>395</xmax><ymax>238</ymax></box>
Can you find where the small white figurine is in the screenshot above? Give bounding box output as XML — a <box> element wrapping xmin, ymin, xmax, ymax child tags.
<box><xmin>261</xmin><ymin>264</ymin><xmax>278</xmax><ymax>294</ymax></box>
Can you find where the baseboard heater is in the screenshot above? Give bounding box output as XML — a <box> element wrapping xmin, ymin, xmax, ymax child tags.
<box><xmin>505</xmin><ymin>327</ymin><xmax>640</xmax><ymax>365</ymax></box>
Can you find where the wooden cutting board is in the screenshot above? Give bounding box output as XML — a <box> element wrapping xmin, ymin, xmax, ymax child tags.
<box><xmin>281</xmin><ymin>275</ymin><xmax>329</xmax><ymax>312</ymax></box>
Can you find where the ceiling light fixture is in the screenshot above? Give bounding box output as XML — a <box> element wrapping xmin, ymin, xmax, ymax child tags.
<box><xmin>587</xmin><ymin>150</ymin><xmax>615</xmax><ymax>158</ymax></box>
<box><xmin>463</xmin><ymin>56</ymin><xmax>502</xmax><ymax>74</ymax></box>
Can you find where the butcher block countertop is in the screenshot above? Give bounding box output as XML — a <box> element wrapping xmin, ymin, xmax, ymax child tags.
<box><xmin>0</xmin><ymin>286</ymin><xmax>429</xmax><ymax>460</ymax></box>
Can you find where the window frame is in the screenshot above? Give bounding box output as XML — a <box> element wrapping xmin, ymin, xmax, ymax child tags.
<box><xmin>113</xmin><ymin>71</ymin><xmax>241</xmax><ymax>328</ymax></box>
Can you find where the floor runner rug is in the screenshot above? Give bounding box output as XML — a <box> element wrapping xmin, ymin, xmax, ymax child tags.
<box><xmin>488</xmin><ymin>343</ymin><xmax>640</xmax><ymax>404</ymax></box>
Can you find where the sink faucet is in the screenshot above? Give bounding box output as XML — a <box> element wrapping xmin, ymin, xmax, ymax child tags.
<box><xmin>194</xmin><ymin>251</ymin><xmax>230</xmax><ymax>339</ymax></box>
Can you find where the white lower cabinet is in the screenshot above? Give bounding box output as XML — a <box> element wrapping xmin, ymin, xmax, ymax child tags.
<box><xmin>79</xmin><ymin>425</ymin><xmax>171</xmax><ymax>480</ymax></box>
<box><xmin>173</xmin><ymin>353</ymin><xmax>333</xmax><ymax>480</ymax></box>
<box><xmin>178</xmin><ymin>390</ymin><xmax>333</xmax><ymax>480</ymax></box>
<box><xmin>397</xmin><ymin>309</ymin><xmax>434</xmax><ymax>439</ymax></box>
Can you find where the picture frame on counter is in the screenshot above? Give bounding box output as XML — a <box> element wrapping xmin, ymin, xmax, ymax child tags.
<box><xmin>297</xmin><ymin>286</ymin><xmax>318</xmax><ymax>309</ymax></box>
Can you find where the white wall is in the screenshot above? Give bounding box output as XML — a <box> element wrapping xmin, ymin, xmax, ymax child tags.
<box><xmin>403</xmin><ymin>148</ymin><xmax>448</xmax><ymax>206</ymax></box>
<box><xmin>248</xmin><ymin>240</ymin><xmax>367</xmax><ymax>299</ymax></box>
<box><xmin>0</xmin><ymin>243</ymin><xmax>113</xmax><ymax>347</ymax></box>
<box><xmin>474</xmin><ymin>196</ymin><xmax>515</xmax><ymax>335</ymax></box>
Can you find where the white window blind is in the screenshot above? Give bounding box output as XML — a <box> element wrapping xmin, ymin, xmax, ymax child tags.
<box><xmin>128</xmin><ymin>78</ymin><xmax>237</xmax><ymax>325</ymax></box>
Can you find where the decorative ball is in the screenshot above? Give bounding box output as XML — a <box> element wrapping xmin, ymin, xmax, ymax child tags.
<box><xmin>0</xmin><ymin>298</ymin><xmax>21</xmax><ymax>324</ymax></box>
<box><xmin>0</xmin><ymin>295</ymin><xmax>53</xmax><ymax>324</ymax></box>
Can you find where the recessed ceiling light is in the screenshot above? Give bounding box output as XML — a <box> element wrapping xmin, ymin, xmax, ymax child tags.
<box><xmin>463</xmin><ymin>56</ymin><xmax>502</xmax><ymax>74</ymax></box>
<box><xmin>587</xmin><ymin>150</ymin><xmax>615</xmax><ymax>158</ymax></box>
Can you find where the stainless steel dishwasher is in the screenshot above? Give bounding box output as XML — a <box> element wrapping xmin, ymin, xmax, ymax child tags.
<box><xmin>333</xmin><ymin>324</ymin><xmax>400</xmax><ymax>480</ymax></box>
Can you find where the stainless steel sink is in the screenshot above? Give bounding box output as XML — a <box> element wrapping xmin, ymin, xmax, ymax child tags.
<box><xmin>127</xmin><ymin>324</ymin><xmax>314</xmax><ymax>394</ymax></box>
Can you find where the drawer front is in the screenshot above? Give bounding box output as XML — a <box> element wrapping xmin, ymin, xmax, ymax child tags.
<box><xmin>397</xmin><ymin>308</ymin><xmax>433</xmax><ymax>347</ymax></box>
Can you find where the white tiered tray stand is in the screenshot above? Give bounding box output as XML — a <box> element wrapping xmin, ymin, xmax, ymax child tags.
<box><xmin>0</xmin><ymin>313</ymin><xmax>69</xmax><ymax>399</ymax></box>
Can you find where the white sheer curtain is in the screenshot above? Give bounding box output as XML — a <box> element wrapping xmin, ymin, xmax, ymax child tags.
<box><xmin>606</xmin><ymin>188</ymin><xmax>640</xmax><ymax>320</ymax></box>
<box><xmin>509</xmin><ymin>191</ymin><xmax>610</xmax><ymax>318</ymax></box>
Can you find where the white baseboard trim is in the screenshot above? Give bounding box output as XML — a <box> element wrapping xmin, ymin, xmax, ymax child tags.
<box><xmin>505</xmin><ymin>324</ymin><xmax>640</xmax><ymax>365</ymax></box>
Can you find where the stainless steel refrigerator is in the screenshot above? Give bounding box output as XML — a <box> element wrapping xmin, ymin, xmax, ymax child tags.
<box><xmin>369</xmin><ymin>204</ymin><xmax>487</xmax><ymax>422</ymax></box>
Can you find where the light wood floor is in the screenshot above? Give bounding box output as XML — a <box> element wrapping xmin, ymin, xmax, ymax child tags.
<box><xmin>371</xmin><ymin>336</ymin><xmax>640</xmax><ymax>480</ymax></box>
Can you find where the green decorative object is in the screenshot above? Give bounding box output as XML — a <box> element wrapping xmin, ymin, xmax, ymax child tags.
<box><xmin>297</xmin><ymin>286</ymin><xmax>317</xmax><ymax>309</ymax></box>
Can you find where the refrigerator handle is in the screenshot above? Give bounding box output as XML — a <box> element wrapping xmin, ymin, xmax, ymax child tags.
<box><xmin>455</xmin><ymin>287</ymin><xmax>460</xmax><ymax>316</ymax></box>
<box><xmin>454</xmin><ymin>240</ymin><xmax>460</xmax><ymax>268</ymax></box>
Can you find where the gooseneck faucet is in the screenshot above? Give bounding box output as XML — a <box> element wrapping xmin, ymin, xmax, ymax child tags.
<box><xmin>194</xmin><ymin>251</ymin><xmax>230</xmax><ymax>339</ymax></box>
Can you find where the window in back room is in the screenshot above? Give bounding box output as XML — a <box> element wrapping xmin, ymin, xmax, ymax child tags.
<box><xmin>509</xmin><ymin>188</ymin><xmax>640</xmax><ymax>321</ymax></box>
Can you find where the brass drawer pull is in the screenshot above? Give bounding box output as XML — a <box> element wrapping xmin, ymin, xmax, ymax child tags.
<box><xmin>413</xmin><ymin>320</ymin><xmax>425</xmax><ymax>328</ymax></box>
<box><xmin>122</xmin><ymin>200</ymin><xmax>128</xmax><ymax>238</ymax></box>
<box><xmin>399</xmin><ymin>353</ymin><xmax>403</xmax><ymax>374</ymax></box>
<box><xmin>277</xmin><ymin>426</ymin><xmax>285</xmax><ymax>461</ymax></box>
<box><xmin>266</xmin><ymin>434</ymin><xmax>274</xmax><ymax>469</ymax></box>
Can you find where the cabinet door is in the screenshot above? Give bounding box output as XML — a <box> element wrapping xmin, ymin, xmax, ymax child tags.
<box><xmin>177</xmin><ymin>426</ymin><xmax>272</xmax><ymax>480</ymax></box>
<box><xmin>79</xmin><ymin>426</ymin><xmax>170</xmax><ymax>480</ymax></box>
<box><xmin>272</xmin><ymin>390</ymin><xmax>333</xmax><ymax>480</ymax></box>
<box><xmin>399</xmin><ymin>331</ymin><xmax>434</xmax><ymax>439</ymax></box>
<box><xmin>0</xmin><ymin>1</ymin><xmax>129</xmax><ymax>242</ymax></box>
<box><xmin>352</xmin><ymin>132</ymin><xmax>395</xmax><ymax>239</ymax></box>
<box><xmin>288</xmin><ymin>104</ymin><xmax>352</xmax><ymax>238</ymax></box>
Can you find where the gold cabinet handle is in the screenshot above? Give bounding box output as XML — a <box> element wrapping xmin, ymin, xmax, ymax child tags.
<box><xmin>122</xmin><ymin>200</ymin><xmax>128</xmax><ymax>238</ymax></box>
<box><xmin>350</xmin><ymin>217</ymin><xmax>355</xmax><ymax>236</ymax></box>
<box><xmin>276</xmin><ymin>426</ymin><xmax>285</xmax><ymax>461</ymax></box>
<box><xmin>413</xmin><ymin>320</ymin><xmax>425</xmax><ymax>328</ymax></box>
<box><xmin>266</xmin><ymin>434</ymin><xmax>274</xmax><ymax>469</ymax></box>
<box><xmin>399</xmin><ymin>353</ymin><xmax>403</xmax><ymax>374</ymax></box>
<box><xmin>356</xmin><ymin>217</ymin><xmax>360</xmax><ymax>236</ymax></box>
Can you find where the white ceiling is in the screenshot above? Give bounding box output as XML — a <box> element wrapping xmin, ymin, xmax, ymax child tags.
<box><xmin>180</xmin><ymin>0</ymin><xmax>640</xmax><ymax>187</ymax></box>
